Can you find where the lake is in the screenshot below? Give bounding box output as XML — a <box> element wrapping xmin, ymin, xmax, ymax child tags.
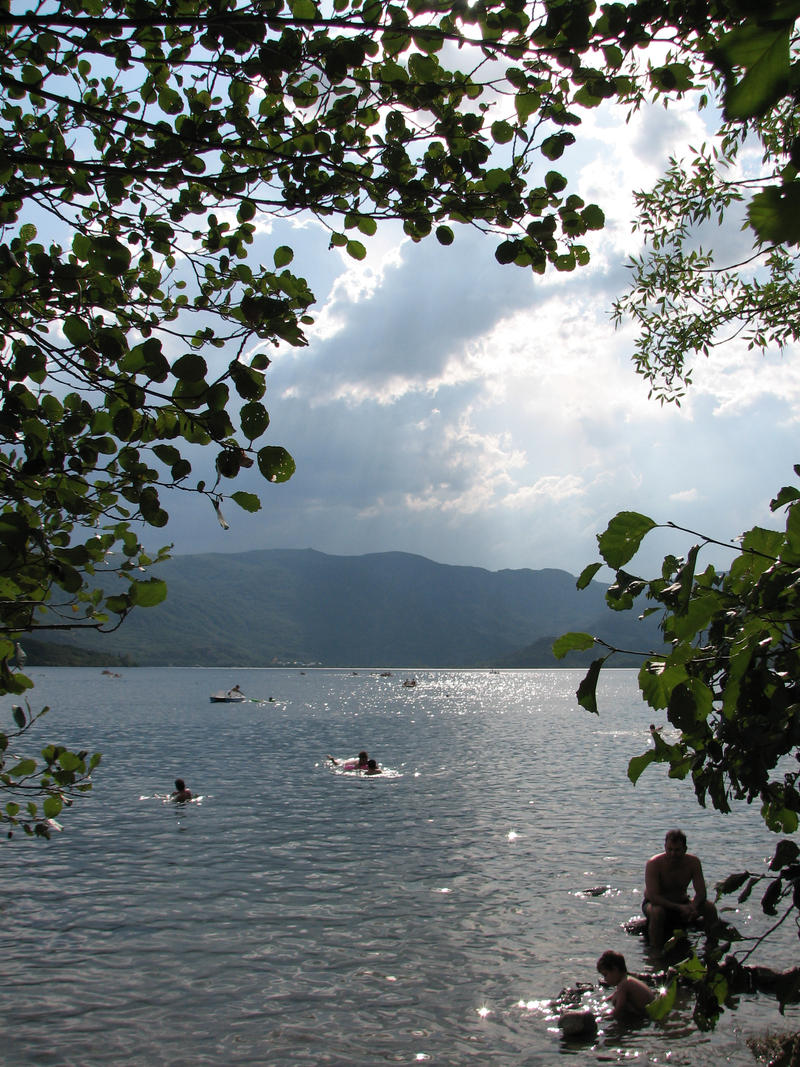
<box><xmin>1</xmin><ymin>667</ymin><xmax>797</xmax><ymax>1065</ymax></box>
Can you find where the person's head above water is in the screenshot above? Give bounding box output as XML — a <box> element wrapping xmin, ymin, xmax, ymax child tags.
<box><xmin>175</xmin><ymin>778</ymin><xmax>186</xmax><ymax>791</ymax></box>
<box><xmin>357</xmin><ymin>751</ymin><xmax>368</xmax><ymax>765</ymax></box>
<box><xmin>597</xmin><ymin>950</ymin><xmax>627</xmax><ymax>978</ymax></box>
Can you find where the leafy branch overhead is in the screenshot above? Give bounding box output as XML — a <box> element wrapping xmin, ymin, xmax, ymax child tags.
<box><xmin>614</xmin><ymin>2</ymin><xmax>800</xmax><ymax>403</ymax></box>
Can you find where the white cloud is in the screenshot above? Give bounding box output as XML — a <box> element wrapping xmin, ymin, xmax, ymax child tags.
<box><xmin>158</xmin><ymin>91</ymin><xmax>800</xmax><ymax>580</ymax></box>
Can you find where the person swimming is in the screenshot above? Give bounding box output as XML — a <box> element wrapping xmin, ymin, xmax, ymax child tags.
<box><xmin>172</xmin><ymin>778</ymin><xmax>193</xmax><ymax>801</ymax></box>
<box><xmin>328</xmin><ymin>751</ymin><xmax>369</xmax><ymax>771</ymax></box>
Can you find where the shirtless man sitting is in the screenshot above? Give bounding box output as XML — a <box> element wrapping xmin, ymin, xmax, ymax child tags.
<box><xmin>643</xmin><ymin>829</ymin><xmax>717</xmax><ymax>950</ymax></box>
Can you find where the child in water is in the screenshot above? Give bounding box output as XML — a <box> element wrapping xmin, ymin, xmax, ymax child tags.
<box><xmin>596</xmin><ymin>950</ymin><xmax>655</xmax><ymax>1019</ymax></box>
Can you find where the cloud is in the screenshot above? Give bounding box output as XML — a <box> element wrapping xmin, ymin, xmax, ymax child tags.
<box><xmin>156</xmin><ymin>94</ymin><xmax>800</xmax><ymax>582</ymax></box>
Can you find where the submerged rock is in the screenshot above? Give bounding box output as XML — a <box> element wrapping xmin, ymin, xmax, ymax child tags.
<box><xmin>558</xmin><ymin>1010</ymin><xmax>598</xmax><ymax>1038</ymax></box>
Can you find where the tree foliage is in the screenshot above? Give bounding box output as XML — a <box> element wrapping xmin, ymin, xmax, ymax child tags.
<box><xmin>613</xmin><ymin>0</ymin><xmax>800</xmax><ymax>402</ymax></box>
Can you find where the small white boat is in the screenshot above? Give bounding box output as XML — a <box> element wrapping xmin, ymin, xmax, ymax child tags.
<box><xmin>210</xmin><ymin>689</ymin><xmax>247</xmax><ymax>703</ymax></box>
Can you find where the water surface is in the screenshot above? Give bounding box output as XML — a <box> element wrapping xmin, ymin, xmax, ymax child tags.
<box><xmin>1</xmin><ymin>668</ymin><xmax>797</xmax><ymax>1064</ymax></box>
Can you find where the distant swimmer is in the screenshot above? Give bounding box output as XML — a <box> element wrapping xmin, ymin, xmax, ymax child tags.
<box><xmin>596</xmin><ymin>951</ymin><xmax>655</xmax><ymax>1019</ymax></box>
<box><xmin>328</xmin><ymin>751</ymin><xmax>369</xmax><ymax>771</ymax></box>
<box><xmin>172</xmin><ymin>778</ymin><xmax>193</xmax><ymax>802</ymax></box>
<box><xmin>365</xmin><ymin>759</ymin><xmax>382</xmax><ymax>776</ymax></box>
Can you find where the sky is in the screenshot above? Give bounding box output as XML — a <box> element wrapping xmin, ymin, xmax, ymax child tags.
<box><xmin>158</xmin><ymin>90</ymin><xmax>800</xmax><ymax>580</ymax></box>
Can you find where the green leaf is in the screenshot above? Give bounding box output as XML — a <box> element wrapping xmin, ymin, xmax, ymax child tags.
<box><xmin>747</xmin><ymin>182</ymin><xmax>800</xmax><ymax>245</ymax></box>
<box><xmin>716</xmin><ymin>871</ymin><xmax>751</xmax><ymax>896</ymax></box>
<box><xmin>770</xmin><ymin>839</ymin><xmax>800</xmax><ymax>870</ymax></box>
<box><xmin>576</xmin><ymin>656</ymin><xmax>607</xmax><ymax>714</ymax></box>
<box><xmin>290</xmin><ymin>0</ymin><xmax>317</xmax><ymax>17</ymax></box>
<box><xmin>346</xmin><ymin>240</ymin><xmax>367</xmax><ymax>261</ymax></box>
<box><xmin>231</xmin><ymin>491</ymin><xmax>262</xmax><ymax>513</ymax></box>
<box><xmin>582</xmin><ymin>204</ymin><xmax>605</xmax><ymax>230</ymax></box>
<box><xmin>552</xmin><ymin>631</ymin><xmax>595</xmax><ymax>659</ymax></box>
<box><xmin>676</xmin><ymin>952</ymin><xmax>707</xmax><ymax>982</ymax></box>
<box><xmin>716</xmin><ymin>24</ymin><xmax>792</xmax><ymax>121</ymax></box>
<box><xmin>646</xmin><ymin>978</ymin><xmax>677</xmax><ymax>1021</ymax></box>
<box><xmin>628</xmin><ymin>749</ymin><xmax>658</xmax><ymax>785</ymax></box>
<box><xmin>172</xmin><ymin>353</ymin><xmax>208</xmax><ymax>383</ymax></box>
<box><xmin>63</xmin><ymin>315</ymin><xmax>92</xmax><ymax>346</ymax></box>
<box><xmin>87</xmin><ymin>235</ymin><xmax>131</xmax><ymax>274</ymax></box>
<box><xmin>541</xmin><ymin>133</ymin><xmax>575</xmax><ymax>160</ymax></box>
<box><xmin>761</xmin><ymin>877</ymin><xmax>783</xmax><ymax>916</ymax></box>
<box><xmin>638</xmin><ymin>660</ymin><xmax>688</xmax><ymax>711</ymax></box>
<box><xmin>10</xmin><ymin>758</ymin><xmax>36</xmax><ymax>777</ymax></box>
<box><xmin>43</xmin><ymin>794</ymin><xmax>63</xmax><ymax>818</ymax></box>
<box><xmin>649</xmin><ymin>63</ymin><xmax>695</xmax><ymax>93</ymax></box>
<box><xmin>597</xmin><ymin>511</ymin><xmax>657</xmax><ymax>568</ymax></box>
<box><xmin>576</xmin><ymin>562</ymin><xmax>602</xmax><ymax>589</ymax></box>
<box><xmin>495</xmin><ymin>240</ymin><xmax>520</xmax><ymax>265</ymax></box>
<box><xmin>130</xmin><ymin>578</ymin><xmax>168</xmax><ymax>607</ymax></box>
<box><xmin>515</xmin><ymin>91</ymin><xmax>540</xmax><ymax>123</ymax></box>
<box><xmin>240</xmin><ymin>402</ymin><xmax>270</xmax><ymax>440</ymax></box>
<box><xmin>544</xmin><ymin>170</ymin><xmax>567</xmax><ymax>194</ymax></box>
<box><xmin>274</xmin><ymin>245</ymin><xmax>294</xmax><ymax>268</ymax></box>
<box><xmin>238</xmin><ymin>200</ymin><xmax>257</xmax><ymax>223</ymax></box>
<box><xmin>257</xmin><ymin>445</ymin><xmax>296</xmax><ymax>483</ymax></box>
<box><xmin>491</xmin><ymin>120</ymin><xmax>514</xmax><ymax>144</ymax></box>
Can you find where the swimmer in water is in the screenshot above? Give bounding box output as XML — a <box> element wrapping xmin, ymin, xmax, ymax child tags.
<box><xmin>328</xmin><ymin>751</ymin><xmax>369</xmax><ymax>771</ymax></box>
<box><xmin>172</xmin><ymin>778</ymin><xmax>193</xmax><ymax>802</ymax></box>
<box><xmin>365</xmin><ymin>759</ymin><xmax>382</xmax><ymax>775</ymax></box>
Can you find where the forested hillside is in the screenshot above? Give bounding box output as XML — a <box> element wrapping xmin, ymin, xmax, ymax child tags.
<box><xmin>29</xmin><ymin>550</ymin><xmax>662</xmax><ymax>668</ymax></box>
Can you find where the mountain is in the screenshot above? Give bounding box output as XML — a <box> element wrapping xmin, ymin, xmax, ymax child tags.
<box><xmin>28</xmin><ymin>548</ymin><xmax>663</xmax><ymax>667</ymax></box>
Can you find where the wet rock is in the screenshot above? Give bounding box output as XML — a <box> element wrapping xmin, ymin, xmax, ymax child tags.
<box><xmin>558</xmin><ymin>1010</ymin><xmax>598</xmax><ymax>1038</ymax></box>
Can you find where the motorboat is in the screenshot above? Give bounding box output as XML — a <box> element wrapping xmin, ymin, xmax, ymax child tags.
<box><xmin>210</xmin><ymin>688</ymin><xmax>247</xmax><ymax>703</ymax></box>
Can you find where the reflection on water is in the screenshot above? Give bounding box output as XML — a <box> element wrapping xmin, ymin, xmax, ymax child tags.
<box><xmin>0</xmin><ymin>667</ymin><xmax>797</xmax><ymax>1065</ymax></box>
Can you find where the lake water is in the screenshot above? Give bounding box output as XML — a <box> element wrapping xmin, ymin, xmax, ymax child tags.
<box><xmin>1</xmin><ymin>667</ymin><xmax>797</xmax><ymax>1066</ymax></box>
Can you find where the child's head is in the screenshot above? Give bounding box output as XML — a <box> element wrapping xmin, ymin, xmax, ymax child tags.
<box><xmin>597</xmin><ymin>950</ymin><xmax>627</xmax><ymax>982</ymax></box>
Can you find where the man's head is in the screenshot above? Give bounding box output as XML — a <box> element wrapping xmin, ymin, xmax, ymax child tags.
<box><xmin>664</xmin><ymin>828</ymin><xmax>687</xmax><ymax>858</ymax></box>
